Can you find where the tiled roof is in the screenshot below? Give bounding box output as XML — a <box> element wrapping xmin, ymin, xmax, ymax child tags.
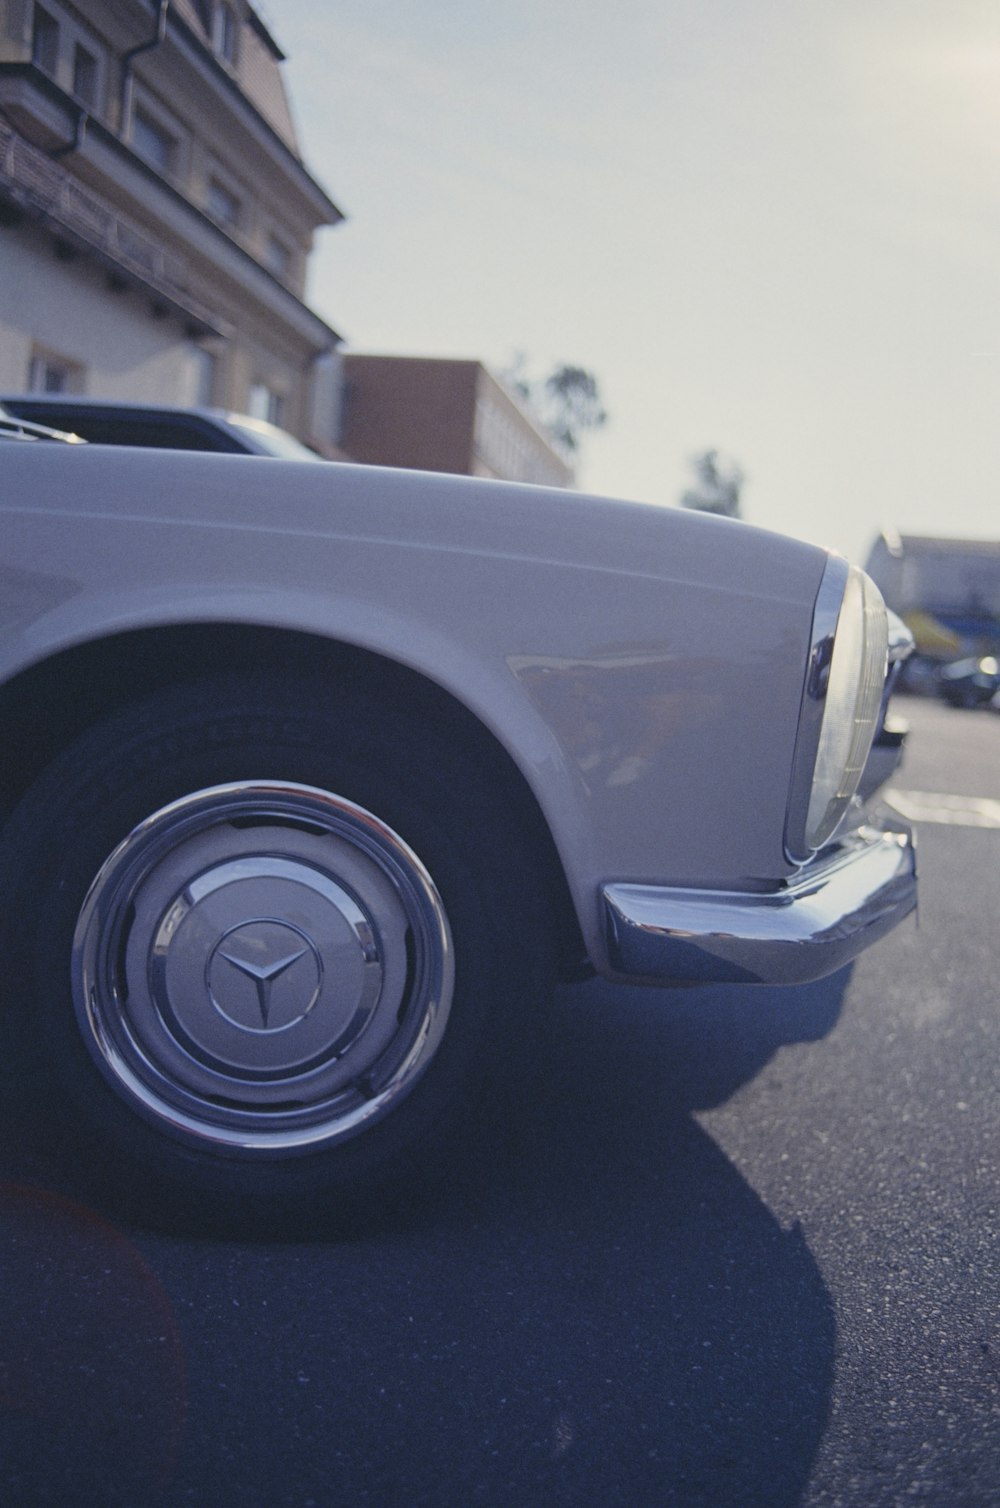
<box><xmin>169</xmin><ymin>0</ymin><xmax>299</xmax><ymax>154</ymax></box>
<box><xmin>238</xmin><ymin>13</ymin><xmax>298</xmax><ymax>151</ymax></box>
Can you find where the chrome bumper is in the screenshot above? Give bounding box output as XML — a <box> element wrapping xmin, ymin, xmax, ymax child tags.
<box><xmin>602</xmin><ymin>816</ymin><xmax>916</xmax><ymax>987</ymax></box>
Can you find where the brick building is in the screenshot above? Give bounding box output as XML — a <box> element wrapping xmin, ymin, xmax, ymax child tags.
<box><xmin>340</xmin><ymin>355</ymin><xmax>574</xmax><ymax>488</ymax></box>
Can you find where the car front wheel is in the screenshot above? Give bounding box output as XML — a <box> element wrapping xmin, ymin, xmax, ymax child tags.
<box><xmin>2</xmin><ymin>674</ymin><xmax>551</xmax><ymax>1220</ymax></box>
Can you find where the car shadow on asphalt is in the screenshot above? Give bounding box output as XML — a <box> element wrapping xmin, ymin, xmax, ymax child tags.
<box><xmin>373</xmin><ymin>967</ymin><xmax>846</xmax><ymax>1506</ymax></box>
<box><xmin>1</xmin><ymin>966</ymin><xmax>848</xmax><ymax>1507</ymax></box>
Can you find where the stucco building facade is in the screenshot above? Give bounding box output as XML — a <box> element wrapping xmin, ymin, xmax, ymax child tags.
<box><xmin>0</xmin><ymin>0</ymin><xmax>345</xmax><ymax>453</ymax></box>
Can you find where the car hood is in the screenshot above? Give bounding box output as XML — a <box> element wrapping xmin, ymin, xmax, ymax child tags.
<box><xmin>4</xmin><ymin>444</ymin><xmax>828</xmax><ymax>607</ymax></box>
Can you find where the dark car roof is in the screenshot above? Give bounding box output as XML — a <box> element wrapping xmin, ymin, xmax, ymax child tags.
<box><xmin>0</xmin><ymin>404</ymin><xmax>86</xmax><ymax>444</ymax></box>
<box><xmin>0</xmin><ymin>395</ymin><xmax>322</xmax><ymax>460</ymax></box>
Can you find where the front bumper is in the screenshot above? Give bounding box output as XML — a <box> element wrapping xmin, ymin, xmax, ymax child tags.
<box><xmin>602</xmin><ymin>814</ymin><xmax>916</xmax><ymax>987</ymax></box>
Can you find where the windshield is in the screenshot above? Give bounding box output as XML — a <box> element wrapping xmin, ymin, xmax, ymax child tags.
<box><xmin>222</xmin><ymin>414</ymin><xmax>326</xmax><ymax>461</ymax></box>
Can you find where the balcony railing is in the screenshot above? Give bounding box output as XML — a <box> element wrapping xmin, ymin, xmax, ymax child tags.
<box><xmin>0</xmin><ymin>117</ymin><xmax>221</xmax><ymax>336</ymax></box>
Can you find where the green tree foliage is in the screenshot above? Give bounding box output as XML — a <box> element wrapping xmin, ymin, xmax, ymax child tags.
<box><xmin>681</xmin><ymin>449</ymin><xmax>744</xmax><ymax>519</ymax></box>
<box><xmin>542</xmin><ymin>365</ymin><xmax>608</xmax><ymax>452</ymax></box>
<box><xmin>504</xmin><ymin>355</ymin><xmax>608</xmax><ymax>454</ymax></box>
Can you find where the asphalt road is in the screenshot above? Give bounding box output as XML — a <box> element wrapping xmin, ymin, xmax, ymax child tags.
<box><xmin>2</xmin><ymin>696</ymin><xmax>998</xmax><ymax>1507</ymax></box>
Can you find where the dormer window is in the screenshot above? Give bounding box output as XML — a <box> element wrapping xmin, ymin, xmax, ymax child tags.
<box><xmin>214</xmin><ymin>3</ymin><xmax>238</xmax><ymax>65</ymax></box>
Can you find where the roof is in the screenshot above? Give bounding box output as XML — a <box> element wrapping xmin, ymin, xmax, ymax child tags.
<box><xmin>169</xmin><ymin>0</ymin><xmax>300</xmax><ymax>153</ymax></box>
<box><xmin>876</xmin><ymin>530</ymin><xmax>1000</xmax><ymax>558</ymax></box>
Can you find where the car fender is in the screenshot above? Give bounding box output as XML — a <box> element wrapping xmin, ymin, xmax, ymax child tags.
<box><xmin>0</xmin><ymin>446</ymin><xmax>829</xmax><ymax>966</ymax></box>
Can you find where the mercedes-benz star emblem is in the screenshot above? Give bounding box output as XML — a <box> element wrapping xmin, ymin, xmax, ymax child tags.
<box><xmin>219</xmin><ymin>943</ymin><xmax>307</xmax><ymax>1026</ymax></box>
<box><xmin>208</xmin><ymin>921</ymin><xmax>322</xmax><ymax>1032</ymax></box>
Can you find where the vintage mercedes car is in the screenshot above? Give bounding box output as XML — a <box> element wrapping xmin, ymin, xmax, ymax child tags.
<box><xmin>0</xmin><ymin>442</ymin><xmax>916</xmax><ymax>1214</ymax></box>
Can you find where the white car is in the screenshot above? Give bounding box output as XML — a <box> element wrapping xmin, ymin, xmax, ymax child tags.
<box><xmin>0</xmin><ymin>443</ymin><xmax>915</xmax><ymax>1216</ymax></box>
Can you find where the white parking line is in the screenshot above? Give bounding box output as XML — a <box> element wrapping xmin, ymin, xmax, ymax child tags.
<box><xmin>885</xmin><ymin>789</ymin><xmax>1000</xmax><ymax>828</ymax></box>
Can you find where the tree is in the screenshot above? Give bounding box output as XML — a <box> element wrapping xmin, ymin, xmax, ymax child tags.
<box><xmin>541</xmin><ymin>365</ymin><xmax>607</xmax><ymax>453</ymax></box>
<box><xmin>503</xmin><ymin>355</ymin><xmax>608</xmax><ymax>455</ymax></box>
<box><xmin>681</xmin><ymin>450</ymin><xmax>744</xmax><ymax>519</ymax></box>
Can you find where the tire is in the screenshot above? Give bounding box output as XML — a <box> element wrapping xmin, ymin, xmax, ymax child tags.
<box><xmin>1</xmin><ymin>673</ymin><xmax>554</xmax><ymax>1223</ymax></box>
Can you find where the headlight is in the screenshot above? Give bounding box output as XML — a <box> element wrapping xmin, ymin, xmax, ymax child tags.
<box><xmin>786</xmin><ymin>559</ymin><xmax>889</xmax><ymax>859</ymax></box>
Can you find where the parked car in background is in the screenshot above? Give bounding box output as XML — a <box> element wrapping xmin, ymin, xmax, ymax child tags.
<box><xmin>937</xmin><ymin>654</ymin><xmax>1000</xmax><ymax>709</ymax></box>
<box><xmin>0</xmin><ymin>393</ymin><xmax>323</xmax><ymax>459</ymax></box>
<box><xmin>896</xmin><ymin>651</ymin><xmax>948</xmax><ymax>699</ymax></box>
<box><xmin>0</xmin><ymin>442</ymin><xmax>916</xmax><ymax>1219</ymax></box>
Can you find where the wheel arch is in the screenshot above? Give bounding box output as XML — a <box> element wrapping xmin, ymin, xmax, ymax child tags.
<box><xmin>0</xmin><ymin>622</ymin><xmax>585</xmax><ymax>971</ymax></box>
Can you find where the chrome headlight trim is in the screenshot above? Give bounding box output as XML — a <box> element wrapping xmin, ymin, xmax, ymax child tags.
<box><xmin>785</xmin><ymin>556</ymin><xmax>889</xmax><ymax>861</ymax></box>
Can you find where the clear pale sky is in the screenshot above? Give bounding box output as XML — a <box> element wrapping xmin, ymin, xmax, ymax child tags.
<box><xmin>262</xmin><ymin>0</ymin><xmax>998</xmax><ymax>565</ymax></box>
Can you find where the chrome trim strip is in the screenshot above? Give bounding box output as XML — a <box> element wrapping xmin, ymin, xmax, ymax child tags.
<box><xmin>602</xmin><ymin>817</ymin><xmax>916</xmax><ymax>987</ymax></box>
<box><xmin>783</xmin><ymin>554</ymin><xmax>850</xmax><ymax>863</ymax></box>
<box><xmin>886</xmin><ymin>608</ymin><xmax>915</xmax><ymax>665</ymax></box>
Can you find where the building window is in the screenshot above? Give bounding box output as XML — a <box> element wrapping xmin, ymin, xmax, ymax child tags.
<box><xmin>474</xmin><ymin>395</ymin><xmax>569</xmax><ymax>486</ymax></box>
<box><xmin>206</xmin><ymin>176</ymin><xmax>241</xmax><ymax>228</ymax></box>
<box><xmin>132</xmin><ymin>107</ymin><xmax>176</xmax><ymax>175</ymax></box>
<box><xmin>264</xmin><ymin>233</ymin><xmax>291</xmax><ymax>279</ymax></box>
<box><xmin>190</xmin><ymin>345</ymin><xmax>218</xmax><ymax>406</ymax></box>
<box><xmin>248</xmin><ymin>381</ymin><xmax>284</xmax><ymax>427</ymax></box>
<box><xmin>31</xmin><ymin>4</ymin><xmax>59</xmax><ymax>74</ymax></box>
<box><xmin>214</xmin><ymin>3</ymin><xmax>238</xmax><ymax>64</ymax></box>
<box><xmin>28</xmin><ymin>349</ymin><xmax>83</xmax><ymax>394</ymax></box>
<box><xmin>72</xmin><ymin>43</ymin><xmax>98</xmax><ymax>107</ymax></box>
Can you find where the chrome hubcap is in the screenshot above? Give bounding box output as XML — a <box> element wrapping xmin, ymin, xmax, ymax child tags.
<box><xmin>72</xmin><ymin>783</ymin><xmax>454</xmax><ymax>1155</ymax></box>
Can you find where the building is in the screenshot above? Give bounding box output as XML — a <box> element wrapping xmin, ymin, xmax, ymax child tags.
<box><xmin>340</xmin><ymin>355</ymin><xmax>575</xmax><ymax>488</ymax></box>
<box><xmin>865</xmin><ymin>531</ymin><xmax>1000</xmax><ymax>654</ymax></box>
<box><xmin>0</xmin><ymin>0</ymin><xmax>345</xmax><ymax>454</ymax></box>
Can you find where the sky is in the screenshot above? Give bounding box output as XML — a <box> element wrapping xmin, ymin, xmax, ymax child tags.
<box><xmin>260</xmin><ymin>0</ymin><xmax>999</xmax><ymax>566</ymax></box>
